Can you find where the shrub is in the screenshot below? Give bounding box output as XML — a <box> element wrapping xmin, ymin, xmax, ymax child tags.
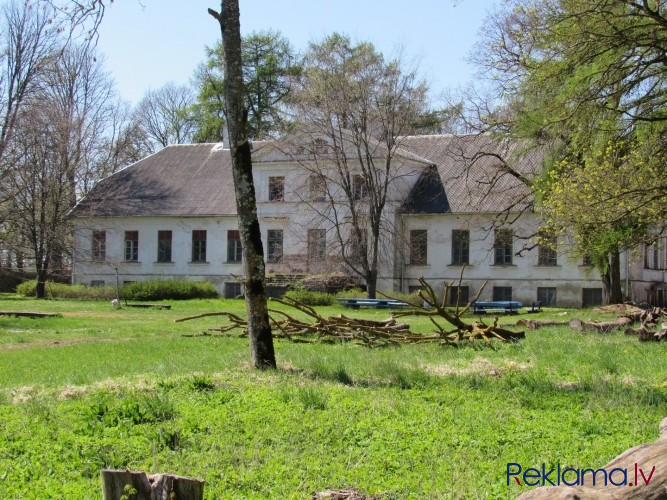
<box><xmin>283</xmin><ymin>289</ymin><xmax>335</xmax><ymax>306</ymax></box>
<box><xmin>15</xmin><ymin>279</ymin><xmax>218</xmax><ymax>300</ymax></box>
<box><xmin>121</xmin><ymin>280</ymin><xmax>218</xmax><ymax>301</ymax></box>
<box><xmin>15</xmin><ymin>281</ymin><xmax>117</xmax><ymax>300</ymax></box>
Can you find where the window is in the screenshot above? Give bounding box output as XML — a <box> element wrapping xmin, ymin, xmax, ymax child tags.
<box><xmin>124</xmin><ymin>231</ymin><xmax>139</xmax><ymax>262</ymax></box>
<box><xmin>227</xmin><ymin>230</ymin><xmax>242</xmax><ymax>263</ymax></box>
<box><xmin>493</xmin><ymin>286</ymin><xmax>513</xmax><ymax>302</ymax></box>
<box><xmin>225</xmin><ymin>282</ymin><xmax>242</xmax><ymax>299</ymax></box>
<box><xmin>157</xmin><ymin>230</ymin><xmax>172</xmax><ymax>262</ymax></box>
<box><xmin>494</xmin><ymin>229</ymin><xmax>513</xmax><ymax>265</ymax></box>
<box><xmin>92</xmin><ymin>231</ymin><xmax>106</xmax><ymax>262</ymax></box>
<box><xmin>353</xmin><ymin>174</ymin><xmax>368</xmax><ymax>200</ymax></box>
<box><xmin>191</xmin><ymin>230</ymin><xmax>207</xmax><ymax>262</ymax></box>
<box><xmin>582</xmin><ymin>288</ymin><xmax>603</xmax><ymax>307</ymax></box>
<box><xmin>451</xmin><ymin>230</ymin><xmax>469</xmax><ymax>265</ymax></box>
<box><xmin>409</xmin><ymin>230</ymin><xmax>428</xmax><ymax>265</ymax></box>
<box><xmin>308</xmin><ymin>229</ymin><xmax>326</xmax><ymax>261</ymax></box>
<box><xmin>448</xmin><ymin>286</ymin><xmax>469</xmax><ymax>307</ymax></box>
<box><xmin>582</xmin><ymin>254</ymin><xmax>592</xmax><ymax>266</ymax></box>
<box><xmin>267</xmin><ymin>229</ymin><xmax>283</xmax><ymax>263</ymax></box>
<box><xmin>90</xmin><ymin>280</ymin><xmax>105</xmax><ymax>287</ymax></box>
<box><xmin>269</xmin><ymin>176</ymin><xmax>284</xmax><ymax>201</ymax></box>
<box><xmin>537</xmin><ymin>287</ymin><xmax>557</xmax><ymax>307</ymax></box>
<box><xmin>644</xmin><ymin>238</ymin><xmax>666</xmax><ymax>270</ymax></box>
<box><xmin>538</xmin><ymin>232</ymin><xmax>557</xmax><ymax>266</ymax></box>
<box><xmin>310</xmin><ymin>175</ymin><xmax>327</xmax><ymax>202</ymax></box>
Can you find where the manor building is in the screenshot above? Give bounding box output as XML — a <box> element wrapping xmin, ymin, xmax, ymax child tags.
<box><xmin>70</xmin><ymin>133</ymin><xmax>662</xmax><ymax>307</ymax></box>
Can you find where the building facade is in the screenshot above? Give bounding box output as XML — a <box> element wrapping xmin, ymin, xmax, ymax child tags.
<box><xmin>70</xmin><ymin>134</ymin><xmax>643</xmax><ymax>307</ymax></box>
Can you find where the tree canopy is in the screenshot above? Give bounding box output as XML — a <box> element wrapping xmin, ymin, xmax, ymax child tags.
<box><xmin>193</xmin><ymin>30</ymin><xmax>299</xmax><ymax>141</ymax></box>
<box><xmin>471</xmin><ymin>0</ymin><xmax>667</xmax><ymax>302</ymax></box>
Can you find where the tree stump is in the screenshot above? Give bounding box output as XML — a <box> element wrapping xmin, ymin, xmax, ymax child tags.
<box><xmin>517</xmin><ymin>417</ymin><xmax>667</xmax><ymax>499</ymax></box>
<box><xmin>100</xmin><ymin>469</ymin><xmax>204</xmax><ymax>500</ymax></box>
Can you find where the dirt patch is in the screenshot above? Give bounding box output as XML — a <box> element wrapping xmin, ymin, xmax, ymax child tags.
<box><xmin>425</xmin><ymin>356</ymin><xmax>531</xmax><ymax>377</ymax></box>
<box><xmin>0</xmin><ymin>337</ymin><xmax>136</xmax><ymax>352</ymax></box>
<box><xmin>592</xmin><ymin>304</ymin><xmax>643</xmax><ymax>314</ymax></box>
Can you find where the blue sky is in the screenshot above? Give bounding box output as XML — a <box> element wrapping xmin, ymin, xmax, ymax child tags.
<box><xmin>96</xmin><ymin>0</ymin><xmax>500</xmax><ymax>105</ymax></box>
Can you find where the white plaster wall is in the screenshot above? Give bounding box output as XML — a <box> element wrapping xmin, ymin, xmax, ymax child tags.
<box><xmin>399</xmin><ymin>213</ymin><xmax>605</xmax><ymax>307</ymax></box>
<box><xmin>72</xmin><ymin>216</ymin><xmax>243</xmax><ymax>293</ymax></box>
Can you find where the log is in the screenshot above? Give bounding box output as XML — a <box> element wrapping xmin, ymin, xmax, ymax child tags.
<box><xmin>516</xmin><ymin>319</ymin><xmax>570</xmax><ymax>330</ymax></box>
<box><xmin>100</xmin><ymin>469</ymin><xmax>204</xmax><ymax>500</ymax></box>
<box><xmin>517</xmin><ymin>417</ymin><xmax>667</xmax><ymax>500</ymax></box>
<box><xmin>569</xmin><ymin>316</ymin><xmax>633</xmax><ymax>333</ymax></box>
<box><xmin>0</xmin><ymin>311</ymin><xmax>58</xmax><ymax>318</ymax></box>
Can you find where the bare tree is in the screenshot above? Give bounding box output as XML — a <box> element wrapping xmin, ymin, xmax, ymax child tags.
<box><xmin>0</xmin><ymin>1</ymin><xmax>58</xmax><ymax>192</ymax></box>
<box><xmin>209</xmin><ymin>0</ymin><xmax>276</xmax><ymax>369</ymax></box>
<box><xmin>287</xmin><ymin>34</ymin><xmax>429</xmax><ymax>298</ymax></box>
<box><xmin>133</xmin><ymin>82</ymin><xmax>197</xmax><ymax>152</ymax></box>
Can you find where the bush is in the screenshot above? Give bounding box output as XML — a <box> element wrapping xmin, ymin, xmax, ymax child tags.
<box><xmin>121</xmin><ymin>280</ymin><xmax>218</xmax><ymax>301</ymax></box>
<box><xmin>15</xmin><ymin>281</ymin><xmax>117</xmax><ymax>300</ymax></box>
<box><xmin>283</xmin><ymin>289</ymin><xmax>335</xmax><ymax>306</ymax></box>
<box><xmin>16</xmin><ymin>279</ymin><xmax>218</xmax><ymax>301</ymax></box>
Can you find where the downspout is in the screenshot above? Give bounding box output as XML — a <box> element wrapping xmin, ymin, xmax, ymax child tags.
<box><xmin>625</xmin><ymin>248</ymin><xmax>630</xmax><ymax>302</ymax></box>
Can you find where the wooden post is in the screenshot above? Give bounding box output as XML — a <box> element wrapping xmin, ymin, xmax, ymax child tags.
<box><xmin>100</xmin><ymin>469</ymin><xmax>204</xmax><ymax>500</ymax></box>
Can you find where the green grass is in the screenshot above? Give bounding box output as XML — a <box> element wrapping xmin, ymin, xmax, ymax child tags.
<box><xmin>0</xmin><ymin>295</ymin><xmax>665</xmax><ymax>499</ymax></box>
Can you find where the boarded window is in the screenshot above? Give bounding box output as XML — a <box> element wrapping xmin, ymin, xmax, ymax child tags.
<box><xmin>225</xmin><ymin>282</ymin><xmax>242</xmax><ymax>299</ymax></box>
<box><xmin>451</xmin><ymin>230</ymin><xmax>469</xmax><ymax>265</ymax></box>
<box><xmin>493</xmin><ymin>286</ymin><xmax>513</xmax><ymax>302</ymax></box>
<box><xmin>582</xmin><ymin>288</ymin><xmax>603</xmax><ymax>307</ymax></box>
<box><xmin>448</xmin><ymin>286</ymin><xmax>469</xmax><ymax>307</ymax></box>
<box><xmin>157</xmin><ymin>230</ymin><xmax>172</xmax><ymax>263</ymax></box>
<box><xmin>410</xmin><ymin>230</ymin><xmax>427</xmax><ymax>265</ymax></box>
<box><xmin>537</xmin><ymin>287</ymin><xmax>557</xmax><ymax>307</ymax></box>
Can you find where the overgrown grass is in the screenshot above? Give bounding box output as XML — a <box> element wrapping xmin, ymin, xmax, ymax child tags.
<box><xmin>0</xmin><ymin>295</ymin><xmax>665</xmax><ymax>499</ymax></box>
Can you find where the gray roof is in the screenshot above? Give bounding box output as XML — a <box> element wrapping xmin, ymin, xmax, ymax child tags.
<box><xmin>71</xmin><ymin>134</ymin><xmax>545</xmax><ymax>219</ymax></box>
<box><xmin>71</xmin><ymin>144</ymin><xmax>239</xmax><ymax>217</ymax></box>
<box><xmin>399</xmin><ymin>134</ymin><xmax>544</xmax><ymax>214</ymax></box>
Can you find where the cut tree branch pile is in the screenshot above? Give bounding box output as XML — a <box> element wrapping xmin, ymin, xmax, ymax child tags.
<box><xmin>176</xmin><ymin>276</ymin><xmax>525</xmax><ymax>347</ymax></box>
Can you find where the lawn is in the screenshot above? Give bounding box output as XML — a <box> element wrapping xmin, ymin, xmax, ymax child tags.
<box><xmin>0</xmin><ymin>295</ymin><xmax>665</xmax><ymax>499</ymax></box>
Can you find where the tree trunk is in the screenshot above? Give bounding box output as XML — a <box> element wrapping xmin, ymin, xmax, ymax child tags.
<box><xmin>35</xmin><ymin>268</ymin><xmax>48</xmax><ymax>299</ymax></box>
<box><xmin>366</xmin><ymin>269</ymin><xmax>377</xmax><ymax>299</ymax></box>
<box><xmin>100</xmin><ymin>469</ymin><xmax>204</xmax><ymax>500</ymax></box>
<box><xmin>602</xmin><ymin>247</ymin><xmax>623</xmax><ymax>304</ymax></box>
<box><xmin>210</xmin><ymin>1</ymin><xmax>276</xmax><ymax>369</ymax></box>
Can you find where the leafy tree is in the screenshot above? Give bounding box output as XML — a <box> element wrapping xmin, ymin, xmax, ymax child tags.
<box><xmin>192</xmin><ymin>30</ymin><xmax>299</xmax><ymax>141</ymax></box>
<box><xmin>470</xmin><ymin>0</ymin><xmax>667</xmax><ymax>303</ymax></box>
<box><xmin>288</xmin><ymin>33</ymin><xmax>429</xmax><ymax>298</ymax></box>
<box><xmin>209</xmin><ymin>0</ymin><xmax>276</xmax><ymax>369</ymax></box>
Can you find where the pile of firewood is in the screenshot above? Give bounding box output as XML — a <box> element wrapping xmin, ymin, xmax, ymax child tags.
<box><xmin>176</xmin><ymin>276</ymin><xmax>525</xmax><ymax>348</ymax></box>
<box><xmin>623</xmin><ymin>307</ymin><xmax>667</xmax><ymax>341</ymax></box>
